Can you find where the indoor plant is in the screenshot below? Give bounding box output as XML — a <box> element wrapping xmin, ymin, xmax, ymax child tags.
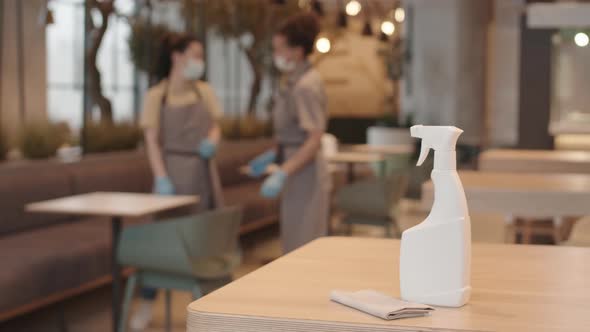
<box><xmin>19</xmin><ymin>123</ymin><xmax>64</xmax><ymax>159</ymax></box>
<box><xmin>219</xmin><ymin>115</ymin><xmax>271</xmax><ymax>140</ymax></box>
<box><xmin>84</xmin><ymin>121</ymin><xmax>142</xmax><ymax>153</ymax></box>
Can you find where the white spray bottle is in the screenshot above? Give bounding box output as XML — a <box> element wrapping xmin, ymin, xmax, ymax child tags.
<box><xmin>399</xmin><ymin>125</ymin><xmax>471</xmax><ymax>307</ymax></box>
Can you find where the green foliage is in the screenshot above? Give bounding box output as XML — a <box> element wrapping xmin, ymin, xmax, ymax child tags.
<box><xmin>219</xmin><ymin>116</ymin><xmax>240</xmax><ymax>140</ymax></box>
<box><xmin>219</xmin><ymin>115</ymin><xmax>271</xmax><ymax>140</ymax></box>
<box><xmin>205</xmin><ymin>0</ymin><xmax>302</xmax><ymax>41</ymax></box>
<box><xmin>204</xmin><ymin>0</ymin><xmax>304</xmax><ymax>111</ymax></box>
<box><xmin>128</xmin><ymin>22</ymin><xmax>175</xmax><ymax>76</ymax></box>
<box><xmin>19</xmin><ymin>123</ymin><xmax>64</xmax><ymax>159</ymax></box>
<box><xmin>84</xmin><ymin>122</ymin><xmax>142</xmax><ymax>153</ymax></box>
<box><xmin>206</xmin><ymin>0</ymin><xmax>302</xmax><ymax>64</ymax></box>
<box><xmin>53</xmin><ymin>121</ymin><xmax>76</xmax><ymax>146</ymax></box>
<box><xmin>127</xmin><ymin>0</ymin><xmax>303</xmax><ymax>78</ymax></box>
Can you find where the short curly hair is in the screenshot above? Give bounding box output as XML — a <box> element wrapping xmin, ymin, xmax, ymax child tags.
<box><xmin>276</xmin><ymin>13</ymin><xmax>320</xmax><ymax>56</ymax></box>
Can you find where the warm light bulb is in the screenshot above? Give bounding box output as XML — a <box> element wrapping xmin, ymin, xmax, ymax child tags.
<box><xmin>345</xmin><ymin>0</ymin><xmax>361</xmax><ymax>16</ymax></box>
<box><xmin>316</xmin><ymin>37</ymin><xmax>331</xmax><ymax>53</ymax></box>
<box><xmin>380</xmin><ymin>21</ymin><xmax>395</xmax><ymax>36</ymax></box>
<box><xmin>394</xmin><ymin>7</ymin><xmax>405</xmax><ymax>23</ymax></box>
<box><xmin>575</xmin><ymin>32</ymin><xmax>589</xmax><ymax>47</ymax></box>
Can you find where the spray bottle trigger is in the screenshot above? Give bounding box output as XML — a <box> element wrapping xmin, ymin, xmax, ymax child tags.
<box><xmin>417</xmin><ymin>143</ymin><xmax>430</xmax><ymax>166</ymax></box>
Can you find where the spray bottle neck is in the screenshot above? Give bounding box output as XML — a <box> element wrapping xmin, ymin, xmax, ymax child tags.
<box><xmin>433</xmin><ymin>150</ymin><xmax>457</xmax><ymax>170</ymax></box>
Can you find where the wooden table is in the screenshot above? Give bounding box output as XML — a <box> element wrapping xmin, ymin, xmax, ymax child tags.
<box><xmin>328</xmin><ymin>152</ymin><xmax>386</xmax><ymax>182</ymax></box>
<box><xmin>422</xmin><ymin>171</ymin><xmax>590</xmax><ymax>243</ymax></box>
<box><xmin>27</xmin><ymin>192</ymin><xmax>198</xmax><ymax>332</ymax></box>
<box><xmin>479</xmin><ymin>149</ymin><xmax>590</xmax><ymax>173</ymax></box>
<box><xmin>421</xmin><ymin>171</ymin><xmax>590</xmax><ymax>218</ymax></box>
<box><xmin>187</xmin><ymin>237</ymin><xmax>590</xmax><ymax>332</ymax></box>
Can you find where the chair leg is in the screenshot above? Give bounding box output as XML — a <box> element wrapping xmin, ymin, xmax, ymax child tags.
<box><xmin>378</xmin><ymin>161</ymin><xmax>387</xmax><ymax>178</ymax></box>
<box><xmin>522</xmin><ymin>219</ymin><xmax>533</xmax><ymax>244</ymax></box>
<box><xmin>118</xmin><ymin>273</ymin><xmax>137</xmax><ymax>332</ymax></box>
<box><xmin>192</xmin><ymin>284</ymin><xmax>203</xmax><ymax>300</ymax></box>
<box><xmin>346</xmin><ymin>222</ymin><xmax>353</xmax><ymax>236</ymax></box>
<box><xmin>504</xmin><ymin>215</ymin><xmax>517</xmax><ymax>243</ymax></box>
<box><xmin>165</xmin><ymin>289</ymin><xmax>172</xmax><ymax>332</ymax></box>
<box><xmin>385</xmin><ymin>222</ymin><xmax>392</xmax><ymax>238</ymax></box>
<box><xmin>552</xmin><ymin>217</ymin><xmax>563</xmax><ymax>244</ymax></box>
<box><xmin>388</xmin><ymin>217</ymin><xmax>401</xmax><ymax>238</ymax></box>
<box><xmin>561</xmin><ymin>217</ymin><xmax>578</xmax><ymax>242</ymax></box>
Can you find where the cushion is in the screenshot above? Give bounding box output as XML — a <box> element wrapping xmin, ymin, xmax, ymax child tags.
<box><xmin>0</xmin><ymin>160</ymin><xmax>73</xmax><ymax>236</ymax></box>
<box><xmin>0</xmin><ymin>220</ymin><xmax>111</xmax><ymax>312</ymax></box>
<box><xmin>0</xmin><ymin>216</ymin><xmax>150</xmax><ymax>313</ymax></box>
<box><xmin>66</xmin><ymin>151</ymin><xmax>152</xmax><ymax>194</ymax></box>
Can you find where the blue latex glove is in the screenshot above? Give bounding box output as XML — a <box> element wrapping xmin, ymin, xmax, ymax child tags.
<box><xmin>261</xmin><ymin>170</ymin><xmax>287</xmax><ymax>198</ymax></box>
<box><xmin>249</xmin><ymin>150</ymin><xmax>277</xmax><ymax>178</ymax></box>
<box><xmin>199</xmin><ymin>138</ymin><xmax>217</xmax><ymax>159</ymax></box>
<box><xmin>154</xmin><ymin>176</ymin><xmax>175</xmax><ymax>195</ymax></box>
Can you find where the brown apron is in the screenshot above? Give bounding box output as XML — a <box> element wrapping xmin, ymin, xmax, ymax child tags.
<box><xmin>159</xmin><ymin>84</ymin><xmax>224</xmax><ymax>213</ymax></box>
<box><xmin>274</xmin><ymin>63</ymin><xmax>331</xmax><ymax>253</ymax></box>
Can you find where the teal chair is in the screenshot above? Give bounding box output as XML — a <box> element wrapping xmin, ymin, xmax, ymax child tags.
<box><xmin>371</xmin><ymin>152</ymin><xmax>412</xmax><ymax>178</ymax></box>
<box><xmin>335</xmin><ymin>154</ymin><xmax>411</xmax><ymax>237</ymax></box>
<box><xmin>117</xmin><ymin>206</ymin><xmax>242</xmax><ymax>332</ymax></box>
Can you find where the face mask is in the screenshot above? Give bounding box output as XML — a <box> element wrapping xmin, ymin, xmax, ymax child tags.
<box><xmin>273</xmin><ymin>55</ymin><xmax>296</xmax><ymax>73</ymax></box>
<box><xmin>183</xmin><ymin>59</ymin><xmax>205</xmax><ymax>81</ymax></box>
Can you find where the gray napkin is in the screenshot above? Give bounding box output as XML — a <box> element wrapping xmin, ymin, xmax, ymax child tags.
<box><xmin>330</xmin><ymin>289</ymin><xmax>434</xmax><ymax>320</ymax></box>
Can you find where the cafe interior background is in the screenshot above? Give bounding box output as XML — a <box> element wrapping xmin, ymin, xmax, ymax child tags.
<box><xmin>1</xmin><ymin>0</ymin><xmax>590</xmax><ymax>331</ymax></box>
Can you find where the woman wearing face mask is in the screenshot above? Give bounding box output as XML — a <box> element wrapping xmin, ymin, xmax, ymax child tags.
<box><xmin>248</xmin><ymin>13</ymin><xmax>330</xmax><ymax>253</ymax></box>
<box><xmin>131</xmin><ymin>33</ymin><xmax>224</xmax><ymax>330</ymax></box>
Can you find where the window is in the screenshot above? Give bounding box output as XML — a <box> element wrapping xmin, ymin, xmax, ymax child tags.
<box><xmin>46</xmin><ymin>0</ymin><xmax>138</xmax><ymax>133</ymax></box>
<box><xmin>46</xmin><ymin>0</ymin><xmax>85</xmax><ymax>130</ymax></box>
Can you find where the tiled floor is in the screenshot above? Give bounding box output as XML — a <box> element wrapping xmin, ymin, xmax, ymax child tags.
<box><xmin>0</xmin><ymin>200</ymin><xmax>507</xmax><ymax>332</ymax></box>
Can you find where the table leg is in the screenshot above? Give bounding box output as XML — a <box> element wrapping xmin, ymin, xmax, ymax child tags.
<box><xmin>378</xmin><ymin>160</ymin><xmax>387</xmax><ymax>178</ymax></box>
<box><xmin>521</xmin><ymin>219</ymin><xmax>533</xmax><ymax>244</ymax></box>
<box><xmin>504</xmin><ymin>215</ymin><xmax>516</xmax><ymax>243</ymax></box>
<box><xmin>347</xmin><ymin>163</ymin><xmax>355</xmax><ymax>183</ymax></box>
<box><xmin>165</xmin><ymin>289</ymin><xmax>172</xmax><ymax>332</ymax></box>
<box><xmin>111</xmin><ymin>217</ymin><xmax>122</xmax><ymax>332</ymax></box>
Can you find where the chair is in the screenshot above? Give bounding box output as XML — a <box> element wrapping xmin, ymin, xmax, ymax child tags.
<box><xmin>561</xmin><ymin>216</ymin><xmax>590</xmax><ymax>247</ymax></box>
<box><xmin>117</xmin><ymin>206</ymin><xmax>242</xmax><ymax>332</ymax></box>
<box><xmin>334</xmin><ymin>154</ymin><xmax>410</xmax><ymax>237</ymax></box>
<box><xmin>505</xmin><ymin>216</ymin><xmax>564</xmax><ymax>244</ymax></box>
<box><xmin>371</xmin><ymin>149</ymin><xmax>413</xmax><ymax>179</ymax></box>
<box><xmin>322</xmin><ymin>133</ymin><xmax>339</xmax><ymax>157</ymax></box>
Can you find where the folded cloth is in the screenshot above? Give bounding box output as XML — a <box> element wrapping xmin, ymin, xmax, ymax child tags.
<box><xmin>330</xmin><ymin>289</ymin><xmax>434</xmax><ymax>320</ymax></box>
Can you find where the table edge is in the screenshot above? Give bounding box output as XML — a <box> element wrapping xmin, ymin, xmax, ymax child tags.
<box><xmin>25</xmin><ymin>193</ymin><xmax>199</xmax><ymax>218</ymax></box>
<box><xmin>186</xmin><ymin>308</ymin><xmax>482</xmax><ymax>332</ymax></box>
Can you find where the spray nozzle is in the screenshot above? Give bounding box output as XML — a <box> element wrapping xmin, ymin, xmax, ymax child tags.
<box><xmin>411</xmin><ymin>125</ymin><xmax>430</xmax><ymax>166</ymax></box>
<box><xmin>411</xmin><ymin>125</ymin><xmax>464</xmax><ymax>167</ymax></box>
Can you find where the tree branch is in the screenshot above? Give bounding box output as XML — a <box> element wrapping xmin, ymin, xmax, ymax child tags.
<box><xmin>87</xmin><ymin>0</ymin><xmax>114</xmax><ymax>63</ymax></box>
<box><xmin>85</xmin><ymin>0</ymin><xmax>116</xmax><ymax>123</ymax></box>
<box><xmin>243</xmin><ymin>45</ymin><xmax>263</xmax><ymax>113</ymax></box>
